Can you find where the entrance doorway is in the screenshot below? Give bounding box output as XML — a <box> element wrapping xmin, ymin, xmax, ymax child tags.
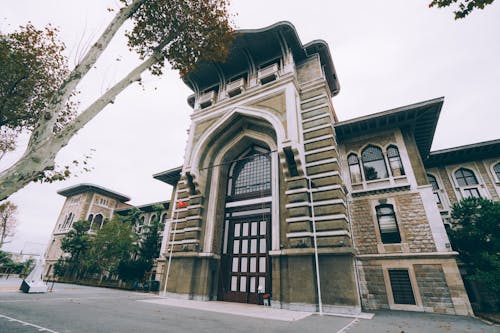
<box><xmin>218</xmin><ymin>146</ymin><xmax>272</xmax><ymax>304</ymax></box>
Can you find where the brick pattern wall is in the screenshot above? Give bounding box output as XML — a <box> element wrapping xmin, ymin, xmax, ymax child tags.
<box><xmin>358</xmin><ymin>263</ymin><xmax>389</xmax><ymax>310</ymax></box>
<box><xmin>437</xmin><ymin>167</ymin><xmax>458</xmax><ymax>206</ymax></box>
<box><xmin>350</xmin><ymin>199</ymin><xmax>378</xmax><ymax>254</ymax></box>
<box><xmin>282</xmin><ymin>85</ymin><xmax>351</xmax><ymax>249</ymax></box>
<box><xmin>396</xmin><ymin>193</ymin><xmax>437</xmax><ymax>253</ymax></box>
<box><xmin>168</xmin><ymin>177</ymin><xmax>203</xmax><ymax>252</ymax></box>
<box><xmin>478</xmin><ymin>160</ymin><xmax>500</xmax><ymax>201</ymax></box>
<box><xmin>414</xmin><ymin>264</ymin><xmax>454</xmax><ymax>314</ymax></box>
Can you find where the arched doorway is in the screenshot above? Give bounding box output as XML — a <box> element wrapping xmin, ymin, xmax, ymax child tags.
<box><xmin>218</xmin><ymin>145</ymin><xmax>272</xmax><ymax>304</ymax></box>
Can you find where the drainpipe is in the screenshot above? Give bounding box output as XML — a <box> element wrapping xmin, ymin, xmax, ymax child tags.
<box><xmin>345</xmin><ymin>190</ymin><xmax>363</xmax><ymax>312</ymax></box>
<box><xmin>162</xmin><ymin>208</ymin><xmax>180</xmax><ymax>297</ymax></box>
<box><xmin>308</xmin><ymin>178</ymin><xmax>323</xmax><ymax>315</ymax></box>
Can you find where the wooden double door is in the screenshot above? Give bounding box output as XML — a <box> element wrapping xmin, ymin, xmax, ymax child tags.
<box><xmin>219</xmin><ymin>213</ymin><xmax>271</xmax><ymax>304</ymax></box>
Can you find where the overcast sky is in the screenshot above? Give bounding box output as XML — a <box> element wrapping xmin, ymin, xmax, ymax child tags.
<box><xmin>2</xmin><ymin>0</ymin><xmax>499</xmax><ymax>254</ymax></box>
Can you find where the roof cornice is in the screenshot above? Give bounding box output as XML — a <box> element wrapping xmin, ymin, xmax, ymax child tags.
<box><xmin>335</xmin><ymin>97</ymin><xmax>444</xmax><ymax>159</ymax></box>
<box><xmin>57</xmin><ymin>183</ymin><xmax>130</xmax><ymax>202</ymax></box>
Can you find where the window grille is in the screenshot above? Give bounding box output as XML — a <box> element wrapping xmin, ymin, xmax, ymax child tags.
<box><xmin>232</xmin><ymin>150</ymin><xmax>271</xmax><ymax>196</ymax></box>
<box><xmin>388</xmin><ymin>269</ymin><xmax>416</xmax><ymax>305</ymax></box>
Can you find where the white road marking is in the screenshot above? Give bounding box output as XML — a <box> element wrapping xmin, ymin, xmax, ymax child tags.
<box><xmin>0</xmin><ymin>295</ymin><xmax>157</xmax><ymax>303</ymax></box>
<box><xmin>336</xmin><ymin>318</ymin><xmax>359</xmax><ymax>333</ymax></box>
<box><xmin>0</xmin><ymin>313</ymin><xmax>59</xmax><ymax>332</ymax></box>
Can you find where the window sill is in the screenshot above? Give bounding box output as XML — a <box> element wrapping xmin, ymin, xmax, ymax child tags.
<box><xmin>351</xmin><ymin>184</ymin><xmax>410</xmax><ymax>197</ymax></box>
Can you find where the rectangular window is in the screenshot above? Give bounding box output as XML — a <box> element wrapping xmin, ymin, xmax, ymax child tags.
<box><xmin>376</xmin><ymin>204</ymin><xmax>401</xmax><ymax>244</ymax></box>
<box><xmin>463</xmin><ymin>188</ymin><xmax>481</xmax><ymax>198</ymax></box>
<box><xmin>349</xmin><ymin>164</ymin><xmax>362</xmax><ymax>183</ymax></box>
<box><xmin>388</xmin><ymin>269</ymin><xmax>416</xmax><ymax>305</ymax></box>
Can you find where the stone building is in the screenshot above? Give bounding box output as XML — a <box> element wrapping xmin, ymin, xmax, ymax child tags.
<box><xmin>44</xmin><ymin>183</ymin><xmax>169</xmax><ymax>279</ymax></box>
<box><xmin>45</xmin><ymin>22</ymin><xmax>499</xmax><ymax>315</ymax></box>
<box><xmin>150</xmin><ymin>22</ymin><xmax>497</xmax><ymax>316</ymax></box>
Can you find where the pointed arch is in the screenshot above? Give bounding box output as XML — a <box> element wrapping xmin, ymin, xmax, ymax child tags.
<box><xmin>187</xmin><ymin>106</ymin><xmax>287</xmax><ymax>179</ymax></box>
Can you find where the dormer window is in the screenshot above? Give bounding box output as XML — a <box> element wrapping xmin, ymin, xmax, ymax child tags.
<box><xmin>227</xmin><ymin>77</ymin><xmax>246</xmax><ymax>98</ymax></box>
<box><xmin>258</xmin><ymin>62</ymin><xmax>279</xmax><ymax>85</ymax></box>
<box><xmin>199</xmin><ymin>89</ymin><xmax>217</xmax><ymax>109</ymax></box>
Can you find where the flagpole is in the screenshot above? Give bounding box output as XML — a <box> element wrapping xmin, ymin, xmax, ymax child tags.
<box><xmin>162</xmin><ymin>203</ymin><xmax>182</xmax><ymax>297</ymax></box>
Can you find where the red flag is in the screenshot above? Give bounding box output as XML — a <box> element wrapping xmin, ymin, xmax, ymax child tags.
<box><xmin>177</xmin><ymin>201</ymin><xmax>188</xmax><ymax>209</ymax></box>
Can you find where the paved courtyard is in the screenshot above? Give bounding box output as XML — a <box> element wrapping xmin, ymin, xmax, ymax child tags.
<box><xmin>0</xmin><ymin>278</ymin><xmax>497</xmax><ymax>333</ymax></box>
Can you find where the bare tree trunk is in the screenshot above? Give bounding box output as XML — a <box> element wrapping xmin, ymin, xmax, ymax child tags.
<box><xmin>0</xmin><ymin>0</ymin><xmax>153</xmax><ymax>201</ymax></box>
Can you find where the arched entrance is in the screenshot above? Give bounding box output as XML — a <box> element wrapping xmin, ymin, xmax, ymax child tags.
<box><xmin>218</xmin><ymin>145</ymin><xmax>272</xmax><ymax>304</ymax></box>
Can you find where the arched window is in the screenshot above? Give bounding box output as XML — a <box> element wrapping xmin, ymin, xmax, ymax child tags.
<box><xmin>427</xmin><ymin>174</ymin><xmax>439</xmax><ymax>190</ymax></box>
<box><xmin>376</xmin><ymin>204</ymin><xmax>401</xmax><ymax>244</ymax></box>
<box><xmin>229</xmin><ymin>147</ymin><xmax>271</xmax><ymax>198</ymax></box>
<box><xmin>348</xmin><ymin>153</ymin><xmax>362</xmax><ymax>183</ymax></box>
<box><xmin>161</xmin><ymin>213</ymin><xmax>168</xmax><ymax>224</ymax></box>
<box><xmin>149</xmin><ymin>214</ymin><xmax>157</xmax><ymax>225</ymax></box>
<box><xmin>454</xmin><ymin>168</ymin><xmax>481</xmax><ymax>198</ymax></box>
<box><xmin>387</xmin><ymin>145</ymin><xmax>405</xmax><ymax>176</ymax></box>
<box><xmin>427</xmin><ymin>174</ymin><xmax>441</xmax><ymax>204</ymax></box>
<box><xmin>361</xmin><ymin>146</ymin><xmax>388</xmax><ymax>180</ymax></box>
<box><xmin>92</xmin><ymin>214</ymin><xmax>103</xmax><ymax>230</ymax></box>
<box><xmin>493</xmin><ymin>162</ymin><xmax>500</xmax><ymax>181</ymax></box>
<box><xmin>87</xmin><ymin>214</ymin><xmax>94</xmax><ymax>223</ymax></box>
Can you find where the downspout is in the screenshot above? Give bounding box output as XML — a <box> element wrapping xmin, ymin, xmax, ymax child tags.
<box><xmin>308</xmin><ymin>178</ymin><xmax>323</xmax><ymax>315</ymax></box>
<box><xmin>345</xmin><ymin>190</ymin><xmax>363</xmax><ymax>311</ymax></box>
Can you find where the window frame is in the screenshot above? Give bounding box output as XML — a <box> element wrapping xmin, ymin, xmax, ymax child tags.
<box><xmin>492</xmin><ymin>162</ymin><xmax>500</xmax><ymax>183</ymax></box>
<box><xmin>375</xmin><ymin>204</ymin><xmax>402</xmax><ymax>244</ymax></box>
<box><xmin>427</xmin><ymin>173</ymin><xmax>442</xmax><ymax>205</ymax></box>
<box><xmin>347</xmin><ymin>153</ymin><xmax>362</xmax><ymax>184</ymax></box>
<box><xmin>361</xmin><ymin>145</ymin><xmax>389</xmax><ymax>181</ymax></box>
<box><xmin>382</xmin><ymin>264</ymin><xmax>423</xmax><ymax>311</ymax></box>
<box><xmin>387</xmin><ymin>145</ymin><xmax>405</xmax><ymax>177</ymax></box>
<box><xmin>453</xmin><ymin>167</ymin><xmax>482</xmax><ymax>199</ymax></box>
<box><xmin>227</xmin><ymin>146</ymin><xmax>272</xmax><ymax>201</ymax></box>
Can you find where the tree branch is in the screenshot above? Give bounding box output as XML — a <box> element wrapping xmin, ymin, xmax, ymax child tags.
<box><xmin>0</xmin><ymin>52</ymin><xmax>158</xmax><ymax>201</ymax></box>
<box><xmin>31</xmin><ymin>0</ymin><xmax>146</xmax><ymax>147</ymax></box>
<box><xmin>56</xmin><ymin>53</ymin><xmax>159</xmax><ymax>144</ymax></box>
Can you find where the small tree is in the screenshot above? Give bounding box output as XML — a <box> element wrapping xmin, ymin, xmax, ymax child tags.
<box><xmin>0</xmin><ymin>201</ymin><xmax>18</xmax><ymax>247</ymax></box>
<box><xmin>449</xmin><ymin>197</ymin><xmax>500</xmax><ymax>293</ymax></box>
<box><xmin>58</xmin><ymin>220</ymin><xmax>91</xmax><ymax>278</ymax></box>
<box><xmin>117</xmin><ymin>206</ymin><xmax>164</xmax><ymax>282</ymax></box>
<box><xmin>139</xmin><ymin>206</ymin><xmax>164</xmax><ymax>268</ymax></box>
<box><xmin>429</xmin><ymin>0</ymin><xmax>496</xmax><ymax>19</ymax></box>
<box><xmin>87</xmin><ymin>218</ymin><xmax>137</xmax><ymax>279</ymax></box>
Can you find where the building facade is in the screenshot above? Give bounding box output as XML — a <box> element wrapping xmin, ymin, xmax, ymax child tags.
<box><xmin>44</xmin><ymin>184</ymin><xmax>169</xmax><ymax>280</ymax></box>
<box><xmin>45</xmin><ymin>22</ymin><xmax>499</xmax><ymax>315</ymax></box>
